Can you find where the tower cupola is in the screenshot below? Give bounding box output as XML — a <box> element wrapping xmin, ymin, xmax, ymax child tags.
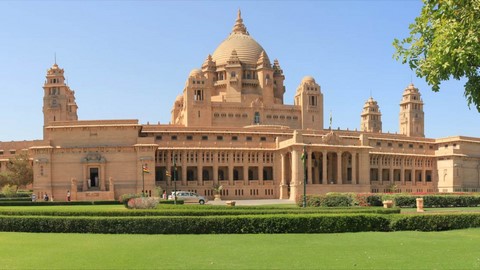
<box><xmin>360</xmin><ymin>96</ymin><xmax>382</xmax><ymax>133</ymax></box>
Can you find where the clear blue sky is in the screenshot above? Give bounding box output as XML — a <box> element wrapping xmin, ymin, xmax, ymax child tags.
<box><xmin>1</xmin><ymin>1</ymin><xmax>478</xmax><ymax>142</ymax></box>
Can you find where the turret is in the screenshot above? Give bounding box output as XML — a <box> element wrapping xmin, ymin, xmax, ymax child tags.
<box><xmin>182</xmin><ymin>69</ymin><xmax>212</xmax><ymax>126</ymax></box>
<box><xmin>273</xmin><ymin>59</ymin><xmax>285</xmax><ymax>104</ymax></box>
<box><xmin>294</xmin><ymin>76</ymin><xmax>324</xmax><ymax>130</ymax></box>
<box><xmin>360</xmin><ymin>97</ymin><xmax>382</xmax><ymax>133</ymax></box>
<box><xmin>42</xmin><ymin>63</ymin><xmax>78</xmax><ymax>139</ymax></box>
<box><xmin>256</xmin><ymin>51</ymin><xmax>274</xmax><ymax>105</ymax></box>
<box><xmin>399</xmin><ymin>83</ymin><xmax>424</xmax><ymax>137</ymax></box>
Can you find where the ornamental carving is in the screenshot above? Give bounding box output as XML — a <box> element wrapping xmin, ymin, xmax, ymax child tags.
<box><xmin>322</xmin><ymin>131</ymin><xmax>343</xmax><ymax>145</ymax></box>
<box><xmin>81</xmin><ymin>152</ymin><xmax>106</xmax><ymax>163</ymax></box>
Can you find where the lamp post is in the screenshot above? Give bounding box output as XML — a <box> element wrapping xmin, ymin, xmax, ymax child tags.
<box><xmin>142</xmin><ymin>165</ymin><xmax>145</xmax><ymax>197</ymax></box>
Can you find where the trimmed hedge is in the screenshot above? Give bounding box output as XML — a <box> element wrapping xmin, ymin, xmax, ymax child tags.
<box><xmin>0</xmin><ymin>214</ymin><xmax>391</xmax><ymax>234</ymax></box>
<box><xmin>0</xmin><ymin>201</ymin><xmax>120</xmax><ymax>206</ymax></box>
<box><xmin>1</xmin><ymin>212</ymin><xmax>479</xmax><ymax>234</ymax></box>
<box><xmin>301</xmin><ymin>193</ymin><xmax>480</xmax><ymax>208</ymax></box>
<box><xmin>0</xmin><ymin>197</ymin><xmax>31</xmax><ymax>202</ymax></box>
<box><xmin>0</xmin><ymin>207</ymin><xmax>400</xmax><ymax>217</ymax></box>
<box><xmin>391</xmin><ymin>214</ymin><xmax>480</xmax><ymax>231</ymax></box>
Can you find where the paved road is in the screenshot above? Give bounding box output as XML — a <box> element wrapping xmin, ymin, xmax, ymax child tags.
<box><xmin>207</xmin><ymin>199</ymin><xmax>294</xmax><ymax>206</ymax></box>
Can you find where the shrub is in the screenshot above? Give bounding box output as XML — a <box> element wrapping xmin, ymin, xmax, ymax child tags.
<box><xmin>127</xmin><ymin>197</ymin><xmax>159</xmax><ymax>209</ymax></box>
<box><xmin>119</xmin><ymin>193</ymin><xmax>142</xmax><ymax>207</ymax></box>
<box><xmin>0</xmin><ymin>214</ymin><xmax>391</xmax><ymax>234</ymax></box>
<box><xmin>1</xmin><ymin>185</ymin><xmax>17</xmax><ymax>198</ymax></box>
<box><xmin>298</xmin><ymin>194</ymin><xmax>354</xmax><ymax>207</ymax></box>
<box><xmin>390</xmin><ymin>213</ymin><xmax>480</xmax><ymax>231</ymax></box>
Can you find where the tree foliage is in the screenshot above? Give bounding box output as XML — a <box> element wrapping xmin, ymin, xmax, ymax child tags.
<box><xmin>393</xmin><ymin>0</ymin><xmax>480</xmax><ymax>111</ymax></box>
<box><xmin>0</xmin><ymin>152</ymin><xmax>33</xmax><ymax>189</ymax></box>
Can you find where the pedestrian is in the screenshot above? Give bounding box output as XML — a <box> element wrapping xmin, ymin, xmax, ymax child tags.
<box><xmin>66</xmin><ymin>190</ymin><xmax>71</xmax><ymax>201</ymax></box>
<box><xmin>31</xmin><ymin>193</ymin><xmax>36</xmax><ymax>202</ymax></box>
<box><xmin>44</xmin><ymin>193</ymin><xmax>49</xmax><ymax>201</ymax></box>
<box><xmin>162</xmin><ymin>190</ymin><xmax>167</xmax><ymax>200</ymax></box>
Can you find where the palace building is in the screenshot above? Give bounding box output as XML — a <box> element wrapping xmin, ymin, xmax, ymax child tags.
<box><xmin>1</xmin><ymin>11</ymin><xmax>480</xmax><ymax>201</ymax></box>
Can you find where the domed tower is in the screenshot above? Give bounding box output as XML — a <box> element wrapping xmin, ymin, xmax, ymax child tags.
<box><xmin>360</xmin><ymin>97</ymin><xmax>382</xmax><ymax>133</ymax></box>
<box><xmin>399</xmin><ymin>83</ymin><xmax>424</xmax><ymax>137</ymax></box>
<box><xmin>42</xmin><ymin>63</ymin><xmax>78</xmax><ymax>138</ymax></box>
<box><xmin>294</xmin><ymin>76</ymin><xmax>324</xmax><ymax>130</ymax></box>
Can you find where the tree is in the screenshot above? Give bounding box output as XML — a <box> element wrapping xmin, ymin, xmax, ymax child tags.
<box><xmin>393</xmin><ymin>0</ymin><xmax>480</xmax><ymax>112</ymax></box>
<box><xmin>0</xmin><ymin>152</ymin><xmax>33</xmax><ymax>190</ymax></box>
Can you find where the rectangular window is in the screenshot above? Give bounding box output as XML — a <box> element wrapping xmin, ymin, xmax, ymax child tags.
<box><xmin>217</xmin><ymin>136</ymin><xmax>223</xmax><ymax>141</ymax></box>
<box><xmin>9</xmin><ymin>150</ymin><xmax>15</xmax><ymax>155</ymax></box>
<box><xmin>232</xmin><ymin>136</ymin><xmax>238</xmax><ymax>141</ymax></box>
<box><xmin>202</xmin><ymin>135</ymin><xmax>208</xmax><ymax>141</ymax></box>
<box><xmin>246</xmin><ymin>136</ymin><xmax>252</xmax><ymax>141</ymax></box>
<box><xmin>155</xmin><ymin>136</ymin><xmax>162</xmax><ymax>141</ymax></box>
<box><xmin>409</xmin><ymin>144</ymin><xmax>413</xmax><ymax>148</ymax></box>
<box><xmin>171</xmin><ymin>135</ymin><xmax>177</xmax><ymax>141</ymax></box>
<box><xmin>376</xmin><ymin>142</ymin><xmax>381</xmax><ymax>146</ymax></box>
<box><xmin>260</xmin><ymin>137</ymin><xmax>266</xmax><ymax>141</ymax></box>
<box><xmin>186</xmin><ymin>135</ymin><xmax>193</xmax><ymax>141</ymax></box>
<box><xmin>398</xmin><ymin>143</ymin><xmax>403</xmax><ymax>148</ymax></box>
<box><xmin>387</xmin><ymin>143</ymin><xmax>392</xmax><ymax>147</ymax></box>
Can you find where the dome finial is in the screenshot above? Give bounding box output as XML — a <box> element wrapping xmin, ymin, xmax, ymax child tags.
<box><xmin>231</xmin><ymin>9</ymin><xmax>248</xmax><ymax>35</ymax></box>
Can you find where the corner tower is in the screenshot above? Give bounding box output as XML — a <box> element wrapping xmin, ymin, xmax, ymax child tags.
<box><xmin>399</xmin><ymin>83</ymin><xmax>424</xmax><ymax>137</ymax></box>
<box><xmin>42</xmin><ymin>63</ymin><xmax>78</xmax><ymax>138</ymax></box>
<box><xmin>360</xmin><ymin>97</ymin><xmax>382</xmax><ymax>133</ymax></box>
<box><xmin>294</xmin><ymin>76</ymin><xmax>324</xmax><ymax>130</ymax></box>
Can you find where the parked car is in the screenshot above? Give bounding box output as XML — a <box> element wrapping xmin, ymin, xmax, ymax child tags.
<box><xmin>168</xmin><ymin>191</ymin><xmax>208</xmax><ymax>205</ymax></box>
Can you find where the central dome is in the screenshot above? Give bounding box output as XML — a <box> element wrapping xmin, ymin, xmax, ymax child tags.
<box><xmin>211</xmin><ymin>10</ymin><xmax>268</xmax><ymax>66</ymax></box>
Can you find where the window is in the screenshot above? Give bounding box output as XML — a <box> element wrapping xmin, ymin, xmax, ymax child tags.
<box><xmin>409</xmin><ymin>144</ymin><xmax>413</xmax><ymax>148</ymax></box>
<box><xmin>202</xmin><ymin>136</ymin><xmax>208</xmax><ymax>141</ymax></box>
<box><xmin>254</xmin><ymin>112</ymin><xmax>260</xmax><ymax>124</ymax></box>
<box><xmin>419</xmin><ymin>145</ymin><xmax>424</xmax><ymax>149</ymax></box>
<box><xmin>398</xmin><ymin>143</ymin><xmax>403</xmax><ymax>148</ymax></box>
<box><xmin>186</xmin><ymin>135</ymin><xmax>193</xmax><ymax>141</ymax></box>
<box><xmin>171</xmin><ymin>135</ymin><xmax>177</xmax><ymax>141</ymax></box>
<box><xmin>194</xmin><ymin>89</ymin><xmax>204</xmax><ymax>101</ymax></box>
<box><xmin>217</xmin><ymin>136</ymin><xmax>223</xmax><ymax>141</ymax></box>
<box><xmin>387</xmin><ymin>143</ymin><xmax>392</xmax><ymax>147</ymax></box>
<box><xmin>155</xmin><ymin>135</ymin><xmax>162</xmax><ymax>140</ymax></box>
<box><xmin>10</xmin><ymin>150</ymin><xmax>16</xmax><ymax>155</ymax></box>
<box><xmin>260</xmin><ymin>137</ymin><xmax>267</xmax><ymax>141</ymax></box>
<box><xmin>232</xmin><ymin>136</ymin><xmax>238</xmax><ymax>141</ymax></box>
<box><xmin>376</xmin><ymin>142</ymin><xmax>381</xmax><ymax>146</ymax></box>
<box><xmin>246</xmin><ymin>136</ymin><xmax>252</xmax><ymax>141</ymax></box>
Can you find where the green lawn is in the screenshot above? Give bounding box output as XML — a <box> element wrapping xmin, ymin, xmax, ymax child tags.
<box><xmin>1</xmin><ymin>229</ymin><xmax>479</xmax><ymax>269</ymax></box>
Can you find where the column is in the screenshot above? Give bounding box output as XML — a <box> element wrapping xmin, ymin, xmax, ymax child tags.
<box><xmin>322</xmin><ymin>151</ymin><xmax>328</xmax><ymax>184</ymax></box>
<box><xmin>228</xmin><ymin>151</ymin><xmax>234</xmax><ymax>185</ymax></box>
<box><xmin>389</xmin><ymin>155</ymin><xmax>394</xmax><ymax>184</ymax></box>
<box><xmin>307</xmin><ymin>150</ymin><xmax>312</xmax><ymax>185</ymax></box>
<box><xmin>412</xmin><ymin>158</ymin><xmax>416</xmax><ymax>186</ymax></box>
<box><xmin>243</xmin><ymin>152</ymin><xmax>249</xmax><ymax>185</ymax></box>
<box><xmin>182</xmin><ymin>151</ymin><xmax>187</xmax><ymax>185</ymax></box>
<box><xmin>279</xmin><ymin>153</ymin><xmax>288</xmax><ymax>199</ymax></box>
<box><xmin>197</xmin><ymin>151</ymin><xmax>203</xmax><ymax>185</ymax></box>
<box><xmin>166</xmin><ymin>151</ymin><xmax>172</xmax><ymax>186</ymax></box>
<box><xmin>337</xmin><ymin>151</ymin><xmax>343</xmax><ymax>184</ymax></box>
<box><xmin>258</xmin><ymin>152</ymin><xmax>264</xmax><ymax>185</ymax></box>
<box><xmin>100</xmin><ymin>164</ymin><xmax>106</xmax><ymax>191</ymax></box>
<box><xmin>213</xmin><ymin>151</ymin><xmax>219</xmax><ymax>184</ymax></box>
<box><xmin>422</xmin><ymin>158</ymin><xmax>427</xmax><ymax>186</ymax></box>
<box><xmin>378</xmin><ymin>156</ymin><xmax>383</xmax><ymax>185</ymax></box>
<box><xmin>351</xmin><ymin>151</ymin><xmax>357</xmax><ymax>185</ymax></box>
<box><xmin>290</xmin><ymin>148</ymin><xmax>301</xmax><ymax>200</ymax></box>
<box><xmin>400</xmin><ymin>157</ymin><xmax>405</xmax><ymax>185</ymax></box>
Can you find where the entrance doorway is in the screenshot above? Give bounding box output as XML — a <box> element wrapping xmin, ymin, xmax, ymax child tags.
<box><xmin>89</xmin><ymin>168</ymin><xmax>99</xmax><ymax>187</ymax></box>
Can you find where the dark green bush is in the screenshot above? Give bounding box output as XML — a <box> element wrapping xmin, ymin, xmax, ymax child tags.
<box><xmin>390</xmin><ymin>214</ymin><xmax>480</xmax><ymax>231</ymax></box>
<box><xmin>0</xmin><ymin>214</ymin><xmax>391</xmax><ymax>234</ymax></box>
<box><xmin>299</xmin><ymin>194</ymin><xmax>354</xmax><ymax>207</ymax></box>
<box><xmin>0</xmin><ymin>197</ymin><xmax>31</xmax><ymax>202</ymax></box>
<box><xmin>393</xmin><ymin>196</ymin><xmax>417</xmax><ymax>208</ymax></box>
<box><xmin>0</xmin><ymin>201</ymin><xmax>120</xmax><ymax>206</ymax></box>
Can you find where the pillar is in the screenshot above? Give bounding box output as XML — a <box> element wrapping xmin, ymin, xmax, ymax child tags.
<box><xmin>352</xmin><ymin>151</ymin><xmax>357</xmax><ymax>185</ymax></box>
<box><xmin>228</xmin><ymin>151</ymin><xmax>234</xmax><ymax>185</ymax></box>
<box><xmin>197</xmin><ymin>151</ymin><xmax>203</xmax><ymax>185</ymax></box>
<box><xmin>243</xmin><ymin>152</ymin><xmax>249</xmax><ymax>185</ymax></box>
<box><xmin>337</xmin><ymin>151</ymin><xmax>343</xmax><ymax>184</ymax></box>
<box><xmin>280</xmin><ymin>153</ymin><xmax>288</xmax><ymax>199</ymax></box>
<box><xmin>213</xmin><ymin>151</ymin><xmax>219</xmax><ymax>184</ymax></box>
<box><xmin>322</xmin><ymin>151</ymin><xmax>327</xmax><ymax>184</ymax></box>
<box><xmin>307</xmin><ymin>150</ymin><xmax>312</xmax><ymax>185</ymax></box>
<box><xmin>258</xmin><ymin>152</ymin><xmax>264</xmax><ymax>184</ymax></box>
<box><xmin>182</xmin><ymin>151</ymin><xmax>187</xmax><ymax>185</ymax></box>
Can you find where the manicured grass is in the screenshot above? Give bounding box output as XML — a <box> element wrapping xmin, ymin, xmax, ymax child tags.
<box><xmin>1</xmin><ymin>229</ymin><xmax>479</xmax><ymax>269</ymax></box>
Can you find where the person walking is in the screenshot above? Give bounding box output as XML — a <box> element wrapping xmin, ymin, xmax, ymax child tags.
<box><xmin>66</xmin><ymin>190</ymin><xmax>71</xmax><ymax>202</ymax></box>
